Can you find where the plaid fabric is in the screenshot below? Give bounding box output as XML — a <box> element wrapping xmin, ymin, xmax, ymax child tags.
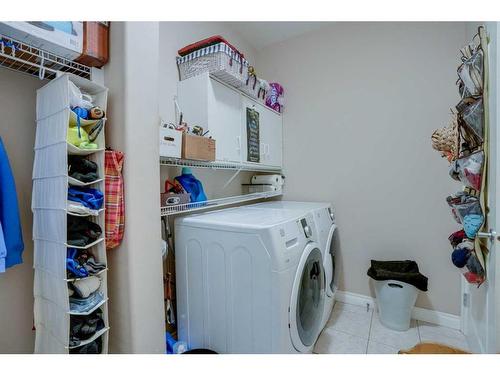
<box><xmin>104</xmin><ymin>150</ymin><xmax>125</xmax><ymax>249</ymax></box>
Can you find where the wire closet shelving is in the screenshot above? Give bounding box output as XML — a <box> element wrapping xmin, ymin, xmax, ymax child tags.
<box><xmin>160</xmin><ymin>190</ymin><xmax>282</xmax><ymax>217</ymax></box>
<box><xmin>0</xmin><ymin>34</ymin><xmax>91</xmax><ymax>80</ymax></box>
<box><xmin>160</xmin><ymin>156</ymin><xmax>283</xmax><ymax>173</ymax></box>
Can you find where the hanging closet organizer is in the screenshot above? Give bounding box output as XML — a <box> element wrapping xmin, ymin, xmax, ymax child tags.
<box><xmin>32</xmin><ymin>74</ymin><xmax>110</xmax><ymax>353</ymax></box>
<box><xmin>431</xmin><ymin>26</ymin><xmax>491</xmax><ymax>286</ymax></box>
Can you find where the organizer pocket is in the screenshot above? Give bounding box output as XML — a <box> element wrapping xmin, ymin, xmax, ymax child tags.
<box><xmin>457</xmin><ymin>50</ymin><xmax>483</xmax><ymax>96</ymax></box>
<box><xmin>451</xmin><ymin>240</ymin><xmax>485</xmax><ymax>285</ymax></box>
<box><xmin>446</xmin><ymin>193</ymin><xmax>482</xmax><ymax>224</ymax></box>
<box><xmin>449</xmin><ymin>151</ymin><xmax>484</xmax><ymax>190</ymax></box>
<box><xmin>463</xmin><ymin>250</ymin><xmax>485</xmax><ymax>285</ymax></box>
<box><xmin>458</xmin><ymin>97</ymin><xmax>484</xmax><ymax>141</ymax></box>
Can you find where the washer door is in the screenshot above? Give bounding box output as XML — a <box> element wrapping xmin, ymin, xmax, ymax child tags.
<box><xmin>289</xmin><ymin>242</ymin><xmax>325</xmax><ymax>352</ymax></box>
<box><xmin>324</xmin><ymin>224</ymin><xmax>337</xmax><ymax>297</ymax></box>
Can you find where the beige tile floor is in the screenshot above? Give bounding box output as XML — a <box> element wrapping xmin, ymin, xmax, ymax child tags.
<box><xmin>314</xmin><ymin>302</ymin><xmax>469</xmax><ymax>354</ymax></box>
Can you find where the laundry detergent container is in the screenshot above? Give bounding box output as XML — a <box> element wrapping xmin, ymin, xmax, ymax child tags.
<box><xmin>368</xmin><ymin>260</ymin><xmax>428</xmax><ymax>332</ymax></box>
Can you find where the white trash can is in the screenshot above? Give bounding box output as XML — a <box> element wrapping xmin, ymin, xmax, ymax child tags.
<box><xmin>374</xmin><ymin>279</ymin><xmax>418</xmax><ymax>331</ymax></box>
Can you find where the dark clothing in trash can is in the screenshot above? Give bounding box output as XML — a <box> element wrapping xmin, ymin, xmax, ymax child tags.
<box><xmin>367</xmin><ymin>260</ymin><xmax>428</xmax><ymax>291</ymax></box>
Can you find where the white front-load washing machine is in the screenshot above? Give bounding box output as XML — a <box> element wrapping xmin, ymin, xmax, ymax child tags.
<box><xmin>175</xmin><ymin>206</ymin><xmax>326</xmax><ymax>353</ymax></box>
<box><xmin>247</xmin><ymin>201</ymin><xmax>338</xmax><ymax>330</ymax></box>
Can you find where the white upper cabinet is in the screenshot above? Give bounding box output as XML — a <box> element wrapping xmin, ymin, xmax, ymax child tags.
<box><xmin>256</xmin><ymin>101</ymin><xmax>283</xmax><ymax>168</ymax></box>
<box><xmin>208</xmin><ymin>79</ymin><xmax>242</xmax><ymax>163</ymax></box>
<box><xmin>178</xmin><ymin>73</ymin><xmax>242</xmax><ymax>163</ymax></box>
<box><xmin>177</xmin><ymin>73</ymin><xmax>283</xmax><ymax>168</ymax></box>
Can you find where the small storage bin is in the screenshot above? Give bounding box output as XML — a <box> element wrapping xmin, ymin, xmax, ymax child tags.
<box><xmin>160</xmin><ymin>193</ymin><xmax>190</xmax><ymax>206</ymax></box>
<box><xmin>159</xmin><ymin>124</ymin><xmax>182</xmax><ymax>158</ymax></box>
<box><xmin>177</xmin><ymin>42</ymin><xmax>249</xmax><ymax>88</ymax></box>
<box><xmin>367</xmin><ymin>260</ymin><xmax>427</xmax><ymax>332</ymax></box>
<box><xmin>374</xmin><ymin>280</ymin><xmax>418</xmax><ymax>331</ymax></box>
<box><xmin>181</xmin><ymin>133</ymin><xmax>216</xmax><ymax>161</ymax></box>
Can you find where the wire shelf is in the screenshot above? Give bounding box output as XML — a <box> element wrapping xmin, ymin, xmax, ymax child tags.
<box><xmin>0</xmin><ymin>34</ymin><xmax>91</xmax><ymax>80</ymax></box>
<box><xmin>160</xmin><ymin>190</ymin><xmax>282</xmax><ymax>217</ymax></box>
<box><xmin>160</xmin><ymin>156</ymin><xmax>282</xmax><ymax>173</ymax></box>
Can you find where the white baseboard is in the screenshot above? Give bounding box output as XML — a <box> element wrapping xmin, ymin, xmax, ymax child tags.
<box><xmin>336</xmin><ymin>290</ymin><xmax>461</xmax><ymax>330</ymax></box>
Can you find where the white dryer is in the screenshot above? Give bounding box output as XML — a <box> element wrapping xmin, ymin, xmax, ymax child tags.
<box><xmin>175</xmin><ymin>206</ymin><xmax>326</xmax><ymax>353</ymax></box>
<box><xmin>248</xmin><ymin>201</ymin><xmax>338</xmax><ymax>330</ymax></box>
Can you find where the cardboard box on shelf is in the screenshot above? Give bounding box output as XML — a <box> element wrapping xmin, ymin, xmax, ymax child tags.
<box><xmin>181</xmin><ymin>133</ymin><xmax>216</xmax><ymax>161</ymax></box>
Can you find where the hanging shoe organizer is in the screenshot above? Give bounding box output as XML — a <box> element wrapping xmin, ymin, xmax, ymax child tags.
<box><xmin>32</xmin><ymin>73</ymin><xmax>109</xmax><ymax>353</ymax></box>
<box><xmin>431</xmin><ymin>26</ymin><xmax>490</xmax><ymax>286</ymax></box>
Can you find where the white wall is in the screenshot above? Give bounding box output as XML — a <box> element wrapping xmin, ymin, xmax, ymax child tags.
<box><xmin>104</xmin><ymin>22</ymin><xmax>165</xmax><ymax>353</ymax></box>
<box><xmin>0</xmin><ymin>69</ymin><xmax>44</xmax><ymax>353</ymax></box>
<box><xmin>256</xmin><ymin>22</ymin><xmax>467</xmax><ymax>315</ymax></box>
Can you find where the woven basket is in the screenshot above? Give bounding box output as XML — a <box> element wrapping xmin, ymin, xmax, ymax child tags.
<box><xmin>177</xmin><ymin>42</ymin><xmax>249</xmax><ymax>88</ymax></box>
<box><xmin>432</xmin><ymin>117</ymin><xmax>460</xmax><ymax>161</ymax></box>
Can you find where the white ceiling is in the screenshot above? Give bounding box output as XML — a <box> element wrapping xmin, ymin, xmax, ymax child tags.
<box><xmin>226</xmin><ymin>22</ymin><xmax>329</xmax><ymax>50</ymax></box>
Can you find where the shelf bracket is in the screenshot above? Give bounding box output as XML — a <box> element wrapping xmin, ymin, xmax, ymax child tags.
<box><xmin>223</xmin><ymin>167</ymin><xmax>243</xmax><ymax>190</ymax></box>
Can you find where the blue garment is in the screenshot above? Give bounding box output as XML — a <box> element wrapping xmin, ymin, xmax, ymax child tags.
<box><xmin>0</xmin><ymin>221</ymin><xmax>6</xmax><ymax>273</ymax></box>
<box><xmin>66</xmin><ymin>248</ymin><xmax>89</xmax><ymax>278</ymax></box>
<box><xmin>68</xmin><ymin>187</ymin><xmax>104</xmax><ymax>210</ymax></box>
<box><xmin>0</xmin><ymin>137</ymin><xmax>24</xmax><ymax>268</ymax></box>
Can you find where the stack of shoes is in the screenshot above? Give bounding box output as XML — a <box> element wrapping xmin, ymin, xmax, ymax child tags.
<box><xmin>69</xmin><ymin>308</ymin><xmax>105</xmax><ymax>347</ymax></box>
<box><xmin>67</xmin><ymin>248</ymin><xmax>106</xmax><ymax>278</ymax></box>
<box><xmin>67</xmin><ymin>216</ymin><xmax>102</xmax><ymax>247</ymax></box>
<box><xmin>70</xmin><ymin>336</ymin><xmax>103</xmax><ymax>354</ymax></box>
<box><xmin>68</xmin><ymin>156</ymin><xmax>99</xmax><ymax>183</ymax></box>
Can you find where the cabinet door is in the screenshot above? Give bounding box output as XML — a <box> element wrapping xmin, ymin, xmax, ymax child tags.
<box><xmin>241</xmin><ymin>96</ymin><xmax>264</xmax><ymax>165</ymax></box>
<box><xmin>259</xmin><ymin>104</ymin><xmax>283</xmax><ymax>168</ymax></box>
<box><xmin>208</xmin><ymin>79</ymin><xmax>242</xmax><ymax>163</ymax></box>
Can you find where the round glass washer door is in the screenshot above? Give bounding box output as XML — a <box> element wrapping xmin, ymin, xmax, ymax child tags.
<box><xmin>289</xmin><ymin>242</ymin><xmax>325</xmax><ymax>352</ymax></box>
<box><xmin>324</xmin><ymin>224</ymin><xmax>337</xmax><ymax>297</ymax></box>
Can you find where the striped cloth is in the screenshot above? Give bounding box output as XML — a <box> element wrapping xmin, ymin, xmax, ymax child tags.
<box><xmin>104</xmin><ymin>150</ymin><xmax>125</xmax><ymax>249</ymax></box>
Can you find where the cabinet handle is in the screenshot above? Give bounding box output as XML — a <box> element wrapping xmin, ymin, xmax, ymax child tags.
<box><xmin>236</xmin><ymin>136</ymin><xmax>241</xmax><ymax>152</ymax></box>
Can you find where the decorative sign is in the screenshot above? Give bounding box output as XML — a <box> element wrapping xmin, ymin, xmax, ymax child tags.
<box><xmin>246</xmin><ymin>107</ymin><xmax>260</xmax><ymax>163</ymax></box>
